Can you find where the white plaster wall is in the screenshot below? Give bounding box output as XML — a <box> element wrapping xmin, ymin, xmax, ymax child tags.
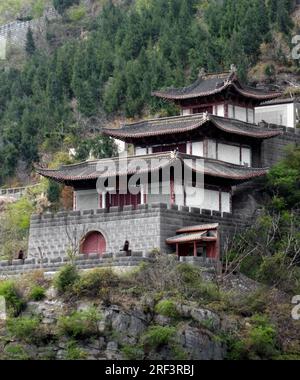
<box><xmin>185</xmin><ymin>185</ymin><xmax>205</xmax><ymax>208</ymax></box>
<box><xmin>182</xmin><ymin>109</ymin><xmax>191</xmax><ymax>116</ymax></box>
<box><xmin>114</xmin><ymin>139</ymin><xmax>126</xmax><ymax>153</ymax></box>
<box><xmin>228</xmin><ymin>105</ymin><xmax>234</xmax><ymax>118</ymax></box>
<box><xmin>235</xmin><ymin>106</ymin><xmax>247</xmax><ymax>122</ymax></box>
<box><xmin>241</xmin><ymin>147</ymin><xmax>251</xmax><ymax>166</ymax></box>
<box><xmin>174</xmin><ymin>184</ymin><xmax>185</xmax><ymax>206</ymax></box>
<box><xmin>207</xmin><ymin>140</ymin><xmax>217</xmax><ymax>159</ymax></box>
<box><xmin>76</xmin><ymin>190</ymin><xmax>99</xmax><ymax>211</ymax></box>
<box><xmin>192</xmin><ymin>141</ymin><xmax>204</xmax><ymax>157</ymax></box>
<box><xmin>218</xmin><ymin>143</ymin><xmax>240</xmax><ymax>165</ymax></box>
<box><xmin>216</xmin><ymin>104</ymin><xmax>225</xmax><ymax>117</ymax></box>
<box><xmin>247</xmin><ymin>109</ymin><xmax>254</xmax><ymax>123</ymax></box>
<box><xmin>287</xmin><ymin>103</ymin><xmax>295</xmax><ymax>128</ymax></box>
<box><xmin>296</xmin><ymin>103</ymin><xmax>300</xmax><ymax>127</ymax></box>
<box><xmin>135</xmin><ymin>147</ymin><xmax>147</xmax><ymax>156</ymax></box>
<box><xmin>203</xmin><ymin>189</ymin><xmax>220</xmax><ymax>211</ymax></box>
<box><xmin>255</xmin><ymin>104</ymin><xmax>290</xmax><ymax>127</ymax></box>
<box><xmin>147</xmin><ymin>181</ymin><xmax>170</xmax><ymax>205</ymax></box>
<box><xmin>221</xmin><ymin>192</ymin><xmax>231</xmax><ymax>213</ymax></box>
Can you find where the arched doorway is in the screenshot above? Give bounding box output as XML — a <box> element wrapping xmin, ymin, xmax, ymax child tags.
<box><xmin>81</xmin><ymin>231</ymin><xmax>106</xmax><ymax>256</ymax></box>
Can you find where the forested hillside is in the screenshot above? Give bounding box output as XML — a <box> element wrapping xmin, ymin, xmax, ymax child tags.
<box><xmin>0</xmin><ymin>0</ymin><xmax>297</xmax><ymax>185</ymax></box>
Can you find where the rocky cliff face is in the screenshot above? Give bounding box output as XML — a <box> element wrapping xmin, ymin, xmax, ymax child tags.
<box><xmin>0</xmin><ymin>258</ymin><xmax>299</xmax><ymax>360</ymax></box>
<box><xmin>1</xmin><ymin>292</ymin><xmax>227</xmax><ymax>360</ymax></box>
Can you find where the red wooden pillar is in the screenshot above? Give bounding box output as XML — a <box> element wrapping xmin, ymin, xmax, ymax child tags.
<box><xmin>170</xmin><ymin>178</ymin><xmax>175</xmax><ymax>206</ymax></box>
<box><xmin>73</xmin><ymin>192</ymin><xmax>77</xmax><ymax>211</ymax></box>
<box><xmin>206</xmin><ymin>242</ymin><xmax>218</xmax><ymax>259</ymax></box>
<box><xmin>194</xmin><ymin>241</ymin><xmax>197</xmax><ymax>257</ymax></box>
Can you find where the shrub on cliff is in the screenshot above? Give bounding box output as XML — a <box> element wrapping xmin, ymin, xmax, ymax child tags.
<box><xmin>54</xmin><ymin>264</ymin><xmax>79</xmax><ymax>294</ymax></box>
<box><xmin>7</xmin><ymin>317</ymin><xmax>41</xmax><ymax>343</ymax></box>
<box><xmin>57</xmin><ymin>308</ymin><xmax>102</xmax><ymax>339</ymax></box>
<box><xmin>142</xmin><ymin>326</ymin><xmax>176</xmax><ymax>351</ymax></box>
<box><xmin>0</xmin><ymin>281</ymin><xmax>25</xmax><ymax>317</ymax></box>
<box><xmin>154</xmin><ymin>300</ymin><xmax>179</xmax><ymax>319</ymax></box>
<box><xmin>227</xmin><ymin>315</ymin><xmax>278</xmax><ymax>360</ymax></box>
<box><xmin>29</xmin><ymin>285</ymin><xmax>46</xmax><ymax>301</ymax></box>
<box><xmin>73</xmin><ymin>268</ymin><xmax>119</xmax><ymax>298</ymax></box>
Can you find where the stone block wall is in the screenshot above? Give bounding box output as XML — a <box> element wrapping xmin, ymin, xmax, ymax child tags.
<box><xmin>28</xmin><ymin>205</ymin><xmax>162</xmax><ymax>259</ymax></box>
<box><xmin>28</xmin><ymin>204</ymin><xmax>250</xmax><ymax>260</ymax></box>
<box><xmin>262</xmin><ymin>129</ymin><xmax>300</xmax><ymax>167</ymax></box>
<box><xmin>159</xmin><ymin>205</ymin><xmax>248</xmax><ymax>253</ymax></box>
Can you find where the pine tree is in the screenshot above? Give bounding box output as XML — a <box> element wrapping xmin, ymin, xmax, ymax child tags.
<box><xmin>25</xmin><ymin>28</ymin><xmax>36</xmax><ymax>57</ymax></box>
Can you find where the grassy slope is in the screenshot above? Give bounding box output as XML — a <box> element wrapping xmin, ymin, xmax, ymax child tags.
<box><xmin>0</xmin><ymin>0</ymin><xmax>50</xmax><ymax>25</ymax></box>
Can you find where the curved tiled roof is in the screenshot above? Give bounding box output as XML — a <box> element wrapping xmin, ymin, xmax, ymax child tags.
<box><xmin>176</xmin><ymin>224</ymin><xmax>219</xmax><ymax>234</ymax></box>
<box><xmin>258</xmin><ymin>97</ymin><xmax>299</xmax><ymax>106</ymax></box>
<box><xmin>102</xmin><ymin>113</ymin><xmax>283</xmax><ymax>141</ymax></box>
<box><xmin>152</xmin><ymin>72</ymin><xmax>282</xmax><ymax>101</ymax></box>
<box><xmin>166</xmin><ymin>231</ymin><xmax>217</xmax><ymax>245</ymax></box>
<box><xmin>35</xmin><ymin>152</ymin><xmax>269</xmax><ymax>184</ymax></box>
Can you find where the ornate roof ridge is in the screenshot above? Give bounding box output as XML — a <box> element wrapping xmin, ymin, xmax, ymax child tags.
<box><xmin>35</xmin><ymin>153</ymin><xmax>270</xmax><ymax>184</ymax></box>
<box><xmin>120</xmin><ymin>112</ymin><xmax>205</xmax><ymax>129</ymax></box>
<box><xmin>152</xmin><ymin>72</ymin><xmax>282</xmax><ymax>101</ymax></box>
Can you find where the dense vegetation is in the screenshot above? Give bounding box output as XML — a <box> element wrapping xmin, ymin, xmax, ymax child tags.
<box><xmin>0</xmin><ymin>0</ymin><xmax>295</xmax><ymax>184</ymax></box>
<box><xmin>0</xmin><ymin>258</ymin><xmax>299</xmax><ymax>360</ymax></box>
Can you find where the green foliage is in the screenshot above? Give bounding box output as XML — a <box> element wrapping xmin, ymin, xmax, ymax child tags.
<box><xmin>47</xmin><ymin>181</ymin><xmax>62</xmax><ymax>204</ymax></box>
<box><xmin>73</xmin><ymin>268</ymin><xmax>119</xmax><ymax>298</ymax></box>
<box><xmin>53</xmin><ymin>0</ymin><xmax>79</xmax><ymax>15</ymax></box>
<box><xmin>224</xmin><ymin>207</ymin><xmax>300</xmax><ymax>294</ymax></box>
<box><xmin>25</xmin><ymin>28</ymin><xmax>36</xmax><ymax>57</ymax></box>
<box><xmin>29</xmin><ymin>285</ymin><xmax>46</xmax><ymax>301</ymax></box>
<box><xmin>155</xmin><ymin>300</ymin><xmax>179</xmax><ymax>319</ymax></box>
<box><xmin>176</xmin><ymin>263</ymin><xmax>221</xmax><ymax>302</ymax></box>
<box><xmin>57</xmin><ymin>308</ymin><xmax>102</xmax><ymax>339</ymax></box>
<box><xmin>121</xmin><ymin>344</ymin><xmax>144</xmax><ymax>360</ymax></box>
<box><xmin>7</xmin><ymin>316</ymin><xmax>41</xmax><ymax>343</ymax></box>
<box><xmin>142</xmin><ymin>325</ymin><xmax>176</xmax><ymax>350</ymax></box>
<box><xmin>67</xmin><ymin>4</ymin><xmax>86</xmax><ymax>22</ymax></box>
<box><xmin>227</xmin><ymin>315</ymin><xmax>278</xmax><ymax>360</ymax></box>
<box><xmin>257</xmin><ymin>253</ymin><xmax>289</xmax><ymax>286</ymax></box>
<box><xmin>65</xmin><ymin>341</ymin><xmax>87</xmax><ymax>360</ymax></box>
<box><xmin>229</xmin><ymin>288</ymin><xmax>269</xmax><ymax>317</ymax></box>
<box><xmin>0</xmin><ymin>281</ymin><xmax>25</xmax><ymax>317</ymax></box>
<box><xmin>4</xmin><ymin>344</ymin><xmax>30</xmax><ymax>360</ymax></box>
<box><xmin>267</xmin><ymin>146</ymin><xmax>300</xmax><ymax>210</ymax></box>
<box><xmin>54</xmin><ymin>264</ymin><xmax>79</xmax><ymax>294</ymax></box>
<box><xmin>0</xmin><ymin>0</ymin><xmax>294</xmax><ymax>182</ymax></box>
<box><xmin>248</xmin><ymin>315</ymin><xmax>278</xmax><ymax>358</ymax></box>
<box><xmin>75</xmin><ymin>136</ymin><xmax>118</xmax><ymax>161</ymax></box>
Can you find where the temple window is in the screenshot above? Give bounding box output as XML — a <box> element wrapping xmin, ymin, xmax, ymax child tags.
<box><xmin>205</xmin><ymin>140</ymin><xmax>252</xmax><ymax>166</ymax></box>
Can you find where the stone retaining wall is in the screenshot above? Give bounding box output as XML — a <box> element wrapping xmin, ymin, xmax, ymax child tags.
<box><xmin>0</xmin><ymin>7</ymin><xmax>59</xmax><ymax>48</ymax></box>
<box><xmin>0</xmin><ymin>252</ymin><xmax>151</xmax><ymax>277</ymax></box>
<box><xmin>262</xmin><ymin>128</ymin><xmax>300</xmax><ymax>167</ymax></box>
<box><xmin>28</xmin><ymin>203</ymin><xmax>250</xmax><ymax>261</ymax></box>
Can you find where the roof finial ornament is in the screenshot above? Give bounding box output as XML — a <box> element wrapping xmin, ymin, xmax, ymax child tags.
<box><xmin>198</xmin><ymin>67</ymin><xmax>206</xmax><ymax>79</ymax></box>
<box><xmin>171</xmin><ymin>148</ymin><xmax>179</xmax><ymax>159</ymax></box>
<box><xmin>230</xmin><ymin>64</ymin><xmax>237</xmax><ymax>74</ymax></box>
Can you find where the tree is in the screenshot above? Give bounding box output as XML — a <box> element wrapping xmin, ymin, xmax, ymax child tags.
<box><xmin>53</xmin><ymin>0</ymin><xmax>79</xmax><ymax>15</ymax></box>
<box><xmin>267</xmin><ymin>146</ymin><xmax>300</xmax><ymax>210</ymax></box>
<box><xmin>25</xmin><ymin>28</ymin><xmax>36</xmax><ymax>57</ymax></box>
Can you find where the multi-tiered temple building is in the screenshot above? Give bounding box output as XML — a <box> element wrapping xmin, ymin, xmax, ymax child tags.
<box><xmin>29</xmin><ymin>68</ymin><xmax>299</xmax><ymax>263</ymax></box>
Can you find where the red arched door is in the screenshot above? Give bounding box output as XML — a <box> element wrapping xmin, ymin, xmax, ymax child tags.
<box><xmin>81</xmin><ymin>231</ymin><xmax>106</xmax><ymax>256</ymax></box>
